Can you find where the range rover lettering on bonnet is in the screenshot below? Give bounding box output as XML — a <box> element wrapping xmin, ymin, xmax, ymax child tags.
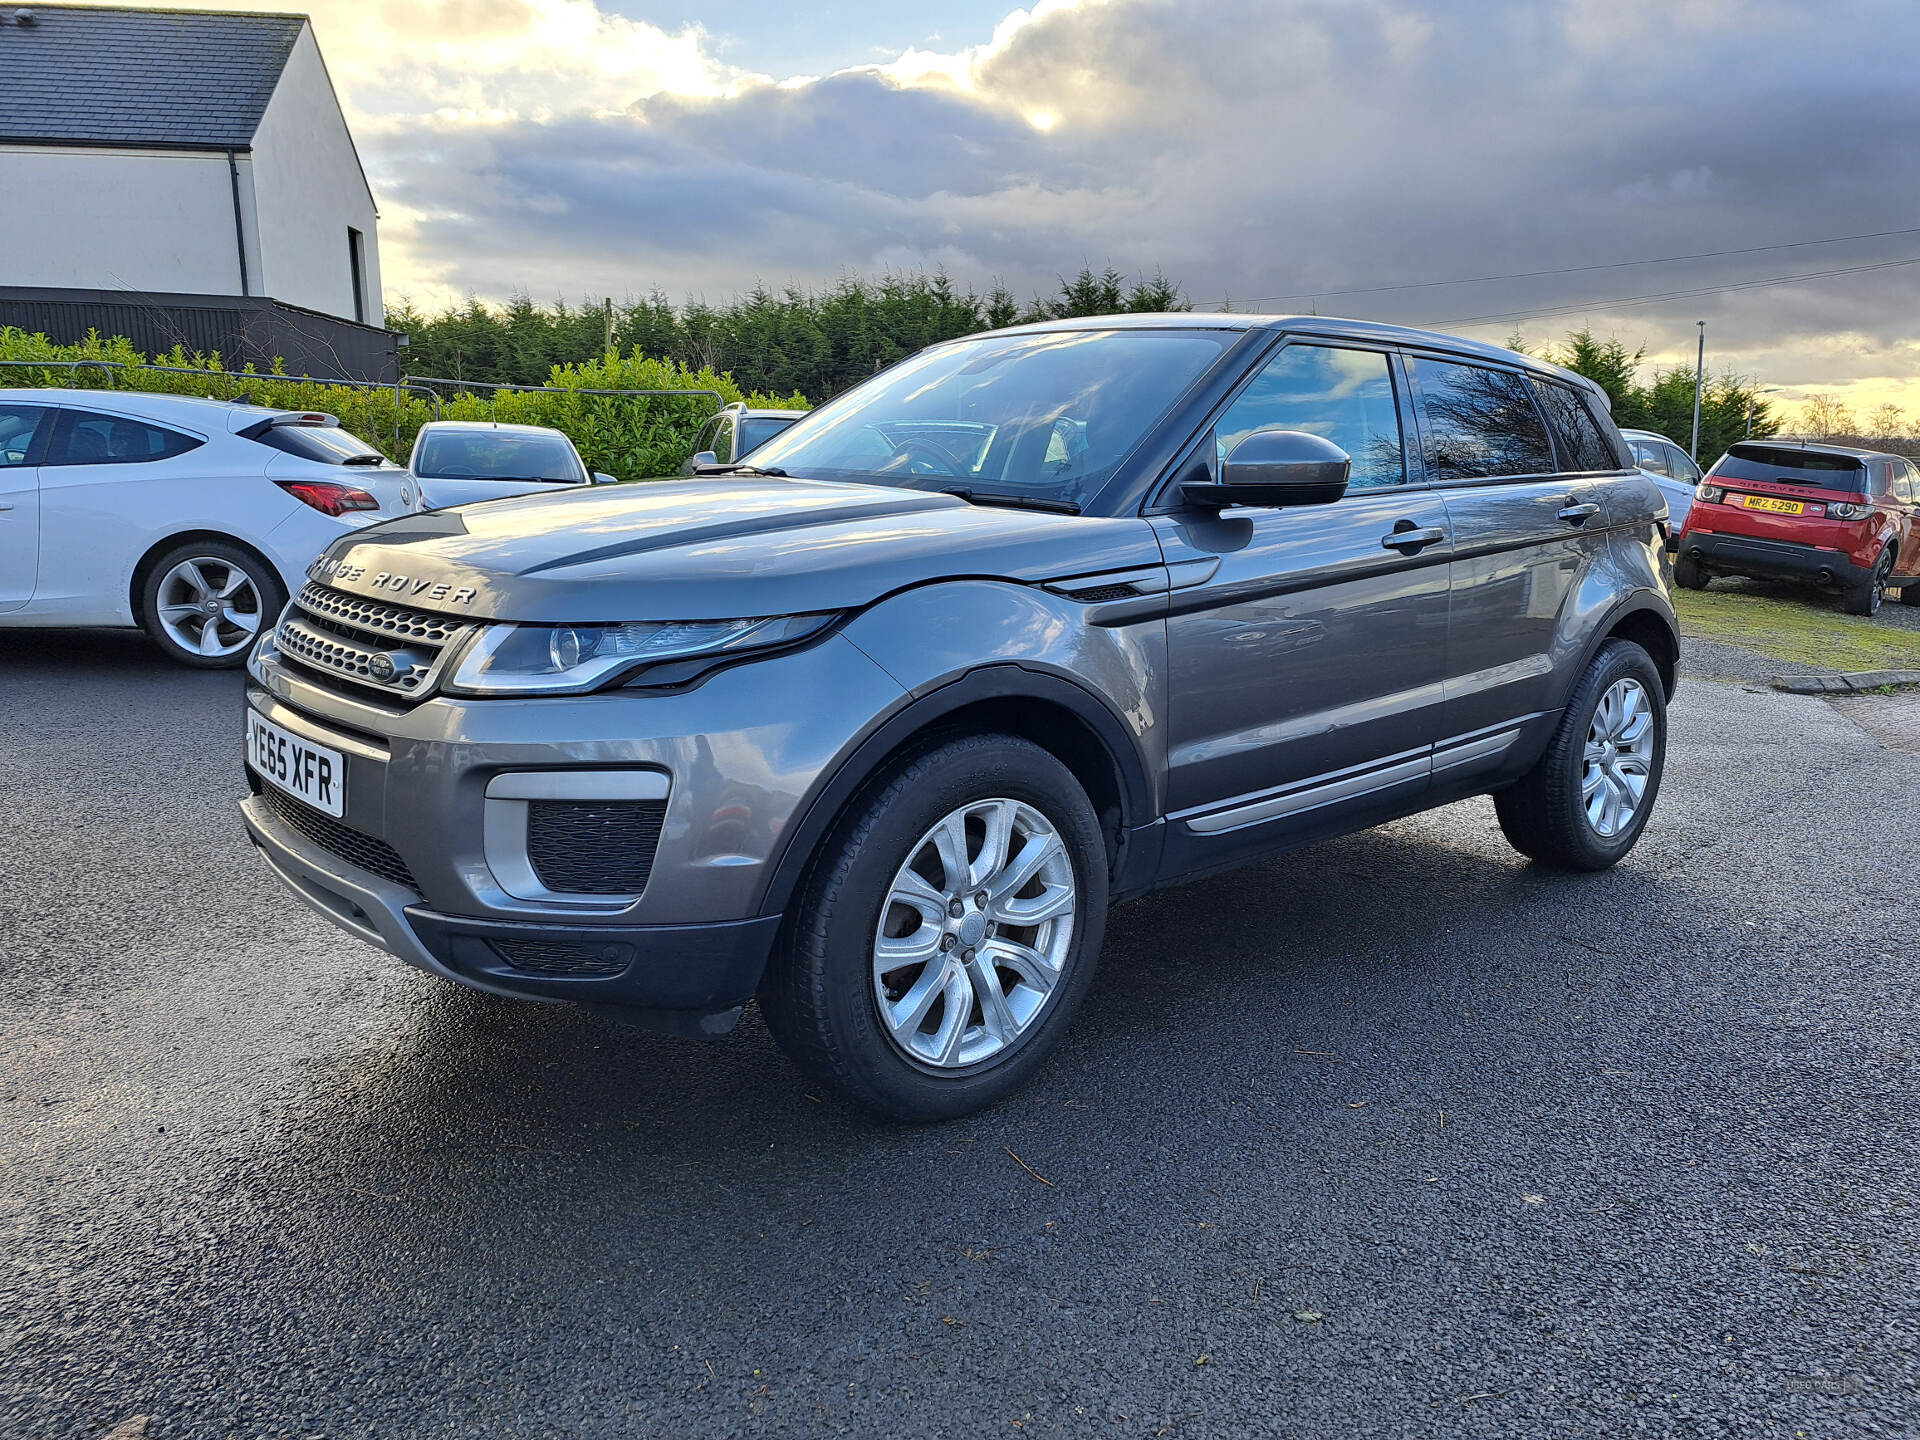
<box><xmin>311</xmin><ymin>556</ymin><xmax>476</xmax><ymax>606</ymax></box>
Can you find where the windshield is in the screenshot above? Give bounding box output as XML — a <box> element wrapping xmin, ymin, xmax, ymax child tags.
<box><xmin>412</xmin><ymin>430</ymin><xmax>584</xmax><ymax>483</ymax></box>
<box><xmin>742</xmin><ymin>329</ymin><xmax>1234</xmax><ymax>508</ymax></box>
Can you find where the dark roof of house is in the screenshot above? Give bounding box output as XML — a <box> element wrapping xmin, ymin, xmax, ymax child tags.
<box><xmin>0</xmin><ymin>5</ymin><xmax>307</xmax><ymax>149</ymax></box>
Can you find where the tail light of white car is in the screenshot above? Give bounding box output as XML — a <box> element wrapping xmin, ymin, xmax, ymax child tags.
<box><xmin>275</xmin><ymin>479</ymin><xmax>382</xmax><ymax>516</ymax></box>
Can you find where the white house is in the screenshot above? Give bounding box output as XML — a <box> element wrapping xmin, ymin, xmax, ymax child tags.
<box><xmin>0</xmin><ymin>3</ymin><xmax>382</xmax><ymax>327</ymax></box>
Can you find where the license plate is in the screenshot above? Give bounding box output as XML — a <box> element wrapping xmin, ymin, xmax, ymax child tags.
<box><xmin>247</xmin><ymin>709</ymin><xmax>346</xmax><ymax>818</ymax></box>
<box><xmin>1742</xmin><ymin>494</ymin><xmax>1805</xmax><ymax>515</ymax></box>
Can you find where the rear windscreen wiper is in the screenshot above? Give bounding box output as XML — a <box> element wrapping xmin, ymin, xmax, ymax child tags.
<box><xmin>939</xmin><ymin>487</ymin><xmax>1080</xmax><ymax>515</ymax></box>
<box><xmin>339</xmin><ymin>454</ymin><xmax>388</xmax><ymax>466</ymax></box>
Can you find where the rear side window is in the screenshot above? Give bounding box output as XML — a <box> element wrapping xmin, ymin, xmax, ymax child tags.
<box><xmin>47</xmin><ymin>409</ymin><xmax>203</xmax><ymax>466</ymax></box>
<box><xmin>1413</xmin><ymin>358</ymin><xmax>1555</xmax><ymax>480</ymax></box>
<box><xmin>1215</xmin><ymin>343</ymin><xmax>1406</xmax><ymax>488</ymax></box>
<box><xmin>0</xmin><ymin>403</ymin><xmax>46</xmax><ymax>466</ymax></box>
<box><xmin>1530</xmin><ymin>380</ymin><xmax>1622</xmax><ymax>472</ymax></box>
<box><xmin>1665</xmin><ymin>444</ymin><xmax>1703</xmax><ymax>487</ymax></box>
<box><xmin>249</xmin><ymin>422</ymin><xmax>387</xmax><ymax>466</ymax></box>
<box><xmin>1710</xmin><ymin>443</ymin><xmax>1866</xmax><ymax>493</ymax></box>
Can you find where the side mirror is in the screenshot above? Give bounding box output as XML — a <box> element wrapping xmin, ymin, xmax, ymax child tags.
<box><xmin>1182</xmin><ymin>429</ymin><xmax>1350</xmax><ymax>510</ymax></box>
<box><xmin>685</xmin><ymin>450</ymin><xmax>719</xmax><ymax>473</ymax></box>
<box><xmin>592</xmin><ymin>472</ymin><xmax>617</xmax><ymax>485</ymax></box>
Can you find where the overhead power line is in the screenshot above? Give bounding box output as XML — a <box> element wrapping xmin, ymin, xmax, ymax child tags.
<box><xmin>1433</xmin><ymin>252</ymin><xmax>1920</xmax><ymax>329</ymax></box>
<box><xmin>1241</xmin><ymin>224</ymin><xmax>1920</xmax><ymax>307</ymax></box>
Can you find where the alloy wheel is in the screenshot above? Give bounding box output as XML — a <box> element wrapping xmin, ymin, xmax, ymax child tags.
<box><xmin>1581</xmin><ymin>677</ymin><xmax>1655</xmax><ymax>838</ymax></box>
<box><xmin>872</xmin><ymin>797</ymin><xmax>1078</xmax><ymax>1070</ymax></box>
<box><xmin>154</xmin><ymin>558</ymin><xmax>263</xmax><ymax>659</ymax></box>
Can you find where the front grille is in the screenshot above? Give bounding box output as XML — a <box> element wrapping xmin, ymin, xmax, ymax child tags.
<box><xmin>525</xmin><ymin>800</ymin><xmax>666</xmax><ymax>895</ymax></box>
<box><xmin>258</xmin><ymin>783</ymin><xmax>420</xmax><ymax>892</ymax></box>
<box><xmin>491</xmin><ymin>937</ymin><xmax>634</xmax><ymax>979</ymax></box>
<box><xmin>274</xmin><ymin>583</ymin><xmax>475</xmax><ymax>702</ymax></box>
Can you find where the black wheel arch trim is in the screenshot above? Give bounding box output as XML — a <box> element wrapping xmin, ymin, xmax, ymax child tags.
<box><xmin>1560</xmin><ymin>590</ymin><xmax>1681</xmax><ymax>704</ymax></box>
<box><xmin>755</xmin><ymin>662</ymin><xmax>1157</xmax><ymax>918</ymax></box>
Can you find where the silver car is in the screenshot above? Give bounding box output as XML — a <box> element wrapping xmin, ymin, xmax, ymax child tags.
<box><xmin>407</xmin><ymin>420</ymin><xmax>615</xmax><ymax>509</ymax></box>
<box><xmin>240</xmin><ymin>316</ymin><xmax>1678</xmax><ymax>1120</ymax></box>
<box><xmin>1622</xmin><ymin>427</ymin><xmax>1702</xmax><ymax>538</ymax></box>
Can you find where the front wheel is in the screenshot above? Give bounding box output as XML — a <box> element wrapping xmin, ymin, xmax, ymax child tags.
<box><xmin>1843</xmin><ymin>550</ymin><xmax>1892</xmax><ymax>617</ymax></box>
<box><xmin>1494</xmin><ymin>639</ymin><xmax>1666</xmax><ymax>872</ymax></box>
<box><xmin>761</xmin><ymin>733</ymin><xmax>1108</xmax><ymax>1121</ymax></box>
<box><xmin>140</xmin><ymin>541</ymin><xmax>285</xmax><ymax>668</ymax></box>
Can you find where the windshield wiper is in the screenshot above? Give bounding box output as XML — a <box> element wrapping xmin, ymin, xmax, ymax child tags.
<box><xmin>938</xmin><ymin>487</ymin><xmax>1081</xmax><ymax>515</ymax></box>
<box><xmin>691</xmin><ymin>462</ymin><xmax>789</xmax><ymax>477</ymax></box>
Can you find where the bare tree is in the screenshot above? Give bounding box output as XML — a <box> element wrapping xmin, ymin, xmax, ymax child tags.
<box><xmin>1867</xmin><ymin>401</ymin><xmax>1907</xmax><ymax>440</ymax></box>
<box><xmin>1798</xmin><ymin>394</ymin><xmax>1856</xmax><ymax>439</ymax></box>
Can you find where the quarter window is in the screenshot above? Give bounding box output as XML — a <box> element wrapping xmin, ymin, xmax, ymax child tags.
<box><xmin>1530</xmin><ymin>380</ymin><xmax>1621</xmax><ymax>472</ymax></box>
<box><xmin>1414</xmin><ymin>359</ymin><xmax>1555</xmax><ymax>480</ymax></box>
<box><xmin>47</xmin><ymin>410</ymin><xmax>203</xmax><ymax>466</ymax></box>
<box><xmin>0</xmin><ymin>403</ymin><xmax>45</xmax><ymax>467</ymax></box>
<box><xmin>1215</xmin><ymin>344</ymin><xmax>1405</xmax><ymax>489</ymax></box>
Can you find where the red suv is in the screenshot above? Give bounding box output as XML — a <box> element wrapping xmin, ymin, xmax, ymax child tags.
<box><xmin>1674</xmin><ymin>441</ymin><xmax>1920</xmax><ymax>615</ymax></box>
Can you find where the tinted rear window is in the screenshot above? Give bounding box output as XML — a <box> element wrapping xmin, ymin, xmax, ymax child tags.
<box><xmin>1413</xmin><ymin>358</ymin><xmax>1555</xmax><ymax>480</ymax></box>
<box><xmin>250</xmin><ymin>423</ymin><xmax>388</xmax><ymax>465</ymax></box>
<box><xmin>1711</xmin><ymin>444</ymin><xmax>1867</xmax><ymax>492</ymax></box>
<box><xmin>1530</xmin><ymin>379</ymin><xmax>1623</xmax><ymax>471</ymax></box>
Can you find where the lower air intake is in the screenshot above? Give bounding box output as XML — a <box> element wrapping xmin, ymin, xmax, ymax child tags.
<box><xmin>525</xmin><ymin>800</ymin><xmax>667</xmax><ymax>895</ymax></box>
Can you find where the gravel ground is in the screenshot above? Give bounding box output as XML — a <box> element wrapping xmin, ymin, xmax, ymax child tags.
<box><xmin>4</xmin><ymin>627</ymin><xmax>1919</xmax><ymax>1440</ymax></box>
<box><xmin>1710</xmin><ymin>575</ymin><xmax>1920</xmax><ymax>634</ymax></box>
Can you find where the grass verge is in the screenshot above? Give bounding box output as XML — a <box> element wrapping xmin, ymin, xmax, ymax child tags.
<box><xmin>1674</xmin><ymin>585</ymin><xmax>1920</xmax><ymax>671</ymax></box>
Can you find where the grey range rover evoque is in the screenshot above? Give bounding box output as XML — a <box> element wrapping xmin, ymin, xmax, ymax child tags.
<box><xmin>240</xmin><ymin>314</ymin><xmax>1678</xmax><ymax>1121</ymax></box>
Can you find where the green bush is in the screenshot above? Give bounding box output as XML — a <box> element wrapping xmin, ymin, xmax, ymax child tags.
<box><xmin>0</xmin><ymin>328</ymin><xmax>808</xmax><ymax>481</ymax></box>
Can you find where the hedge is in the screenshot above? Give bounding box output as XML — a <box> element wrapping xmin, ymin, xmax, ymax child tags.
<box><xmin>0</xmin><ymin>328</ymin><xmax>809</xmax><ymax>481</ymax></box>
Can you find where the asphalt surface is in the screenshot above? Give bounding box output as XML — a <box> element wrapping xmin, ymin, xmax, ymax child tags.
<box><xmin>4</xmin><ymin>627</ymin><xmax>1919</xmax><ymax>1440</ymax></box>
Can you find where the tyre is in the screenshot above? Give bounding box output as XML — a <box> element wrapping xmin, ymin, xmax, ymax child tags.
<box><xmin>1671</xmin><ymin>553</ymin><xmax>1709</xmax><ymax>590</ymax></box>
<box><xmin>1901</xmin><ymin>580</ymin><xmax>1920</xmax><ymax>607</ymax></box>
<box><xmin>1494</xmin><ymin>639</ymin><xmax>1666</xmax><ymax>872</ymax></box>
<box><xmin>1842</xmin><ymin>549</ymin><xmax>1893</xmax><ymax>617</ymax></box>
<box><xmin>761</xmin><ymin>733</ymin><xmax>1109</xmax><ymax>1121</ymax></box>
<box><xmin>140</xmin><ymin>540</ymin><xmax>285</xmax><ymax>669</ymax></box>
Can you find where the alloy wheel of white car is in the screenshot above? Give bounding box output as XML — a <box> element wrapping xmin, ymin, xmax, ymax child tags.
<box><xmin>152</xmin><ymin>555</ymin><xmax>268</xmax><ymax>660</ymax></box>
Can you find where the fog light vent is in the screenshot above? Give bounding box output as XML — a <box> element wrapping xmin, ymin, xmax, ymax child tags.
<box><xmin>525</xmin><ymin>800</ymin><xmax>666</xmax><ymax>895</ymax></box>
<box><xmin>492</xmin><ymin>937</ymin><xmax>634</xmax><ymax>978</ymax></box>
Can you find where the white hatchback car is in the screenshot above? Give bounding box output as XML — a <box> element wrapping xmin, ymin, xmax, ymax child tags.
<box><xmin>1621</xmin><ymin>427</ymin><xmax>1702</xmax><ymax>538</ymax></box>
<box><xmin>406</xmin><ymin>420</ymin><xmax>614</xmax><ymax>509</ymax></box>
<box><xmin>0</xmin><ymin>389</ymin><xmax>415</xmax><ymax>667</ymax></box>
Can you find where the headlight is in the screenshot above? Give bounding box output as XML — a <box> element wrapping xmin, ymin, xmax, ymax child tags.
<box><xmin>1696</xmin><ymin>484</ymin><xmax>1724</xmax><ymax>503</ymax></box>
<box><xmin>445</xmin><ymin>614</ymin><xmax>837</xmax><ymax>695</ymax></box>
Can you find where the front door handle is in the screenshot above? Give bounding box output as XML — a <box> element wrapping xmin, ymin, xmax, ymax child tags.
<box><xmin>0</xmin><ymin>502</ymin><xmax>13</xmax><ymax>512</ymax></box>
<box><xmin>1381</xmin><ymin>525</ymin><xmax>1445</xmax><ymax>553</ymax></box>
<box><xmin>1558</xmin><ymin>502</ymin><xmax>1601</xmax><ymax>524</ymax></box>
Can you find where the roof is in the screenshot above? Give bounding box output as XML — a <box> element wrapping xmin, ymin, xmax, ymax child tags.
<box><xmin>0</xmin><ymin>388</ymin><xmax>296</xmax><ymax>429</ymax></box>
<box><xmin>1730</xmin><ymin>438</ymin><xmax>1885</xmax><ymax>460</ymax></box>
<box><xmin>0</xmin><ymin>5</ymin><xmax>306</xmax><ymax>150</ymax></box>
<box><xmin>977</xmin><ymin>311</ymin><xmax>1608</xmax><ymax>395</ymax></box>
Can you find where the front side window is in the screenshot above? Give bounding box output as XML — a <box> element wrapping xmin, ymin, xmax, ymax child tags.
<box><xmin>1214</xmin><ymin>344</ymin><xmax>1405</xmax><ymax>489</ymax></box>
<box><xmin>0</xmin><ymin>403</ymin><xmax>46</xmax><ymax>466</ymax></box>
<box><xmin>1628</xmin><ymin>437</ymin><xmax>1672</xmax><ymax>477</ymax></box>
<box><xmin>1529</xmin><ymin>379</ymin><xmax>1620</xmax><ymax>472</ymax></box>
<box><xmin>711</xmin><ymin>413</ymin><xmax>737</xmax><ymax>465</ymax></box>
<box><xmin>411</xmin><ymin>430</ymin><xmax>584</xmax><ymax>483</ymax></box>
<box><xmin>47</xmin><ymin>410</ymin><xmax>203</xmax><ymax>466</ymax></box>
<box><xmin>1414</xmin><ymin>359</ymin><xmax>1555</xmax><ymax>480</ymax></box>
<box><xmin>743</xmin><ymin>328</ymin><xmax>1235</xmax><ymax>510</ymax></box>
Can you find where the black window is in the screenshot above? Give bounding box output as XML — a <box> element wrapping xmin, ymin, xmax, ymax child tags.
<box><xmin>348</xmin><ymin>227</ymin><xmax>368</xmax><ymax>325</ymax></box>
<box><xmin>1709</xmin><ymin>443</ymin><xmax>1866</xmax><ymax>492</ymax></box>
<box><xmin>0</xmin><ymin>403</ymin><xmax>47</xmax><ymax>467</ymax></box>
<box><xmin>248</xmin><ymin>422</ymin><xmax>388</xmax><ymax>466</ymax></box>
<box><xmin>1530</xmin><ymin>379</ymin><xmax>1621</xmax><ymax>472</ymax></box>
<box><xmin>47</xmin><ymin>409</ymin><xmax>203</xmax><ymax>466</ymax></box>
<box><xmin>1413</xmin><ymin>358</ymin><xmax>1555</xmax><ymax>480</ymax></box>
<box><xmin>1215</xmin><ymin>343</ymin><xmax>1406</xmax><ymax>489</ymax></box>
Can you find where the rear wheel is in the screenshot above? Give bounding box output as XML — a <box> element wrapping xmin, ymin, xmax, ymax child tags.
<box><xmin>1900</xmin><ymin>579</ymin><xmax>1920</xmax><ymax>607</ymax></box>
<box><xmin>1842</xmin><ymin>549</ymin><xmax>1893</xmax><ymax>617</ymax></box>
<box><xmin>761</xmin><ymin>733</ymin><xmax>1108</xmax><ymax>1122</ymax></box>
<box><xmin>1494</xmin><ymin>639</ymin><xmax>1665</xmax><ymax>872</ymax></box>
<box><xmin>1672</xmin><ymin>553</ymin><xmax>1710</xmax><ymax>590</ymax></box>
<box><xmin>140</xmin><ymin>540</ymin><xmax>284</xmax><ymax>668</ymax></box>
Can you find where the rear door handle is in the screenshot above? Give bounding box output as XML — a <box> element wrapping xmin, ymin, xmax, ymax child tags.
<box><xmin>1381</xmin><ymin>525</ymin><xmax>1445</xmax><ymax>552</ymax></box>
<box><xmin>1558</xmin><ymin>502</ymin><xmax>1601</xmax><ymax>523</ymax></box>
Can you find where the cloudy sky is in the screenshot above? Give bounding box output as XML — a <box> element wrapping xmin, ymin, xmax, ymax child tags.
<box><xmin>145</xmin><ymin>0</ymin><xmax>1920</xmax><ymax>418</ymax></box>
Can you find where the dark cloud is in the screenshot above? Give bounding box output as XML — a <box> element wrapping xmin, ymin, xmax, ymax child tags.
<box><xmin>379</xmin><ymin>0</ymin><xmax>1920</xmax><ymax>388</ymax></box>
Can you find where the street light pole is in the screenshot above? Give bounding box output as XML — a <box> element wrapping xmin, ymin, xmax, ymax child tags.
<box><xmin>1690</xmin><ymin>319</ymin><xmax>1705</xmax><ymax>461</ymax></box>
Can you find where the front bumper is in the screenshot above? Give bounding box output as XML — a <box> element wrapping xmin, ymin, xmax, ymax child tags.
<box><xmin>238</xmin><ymin>631</ymin><xmax>907</xmax><ymax>1031</ymax></box>
<box><xmin>241</xmin><ymin>793</ymin><xmax>781</xmax><ymax>1032</ymax></box>
<box><xmin>1678</xmin><ymin>530</ymin><xmax>1873</xmax><ymax>589</ymax></box>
